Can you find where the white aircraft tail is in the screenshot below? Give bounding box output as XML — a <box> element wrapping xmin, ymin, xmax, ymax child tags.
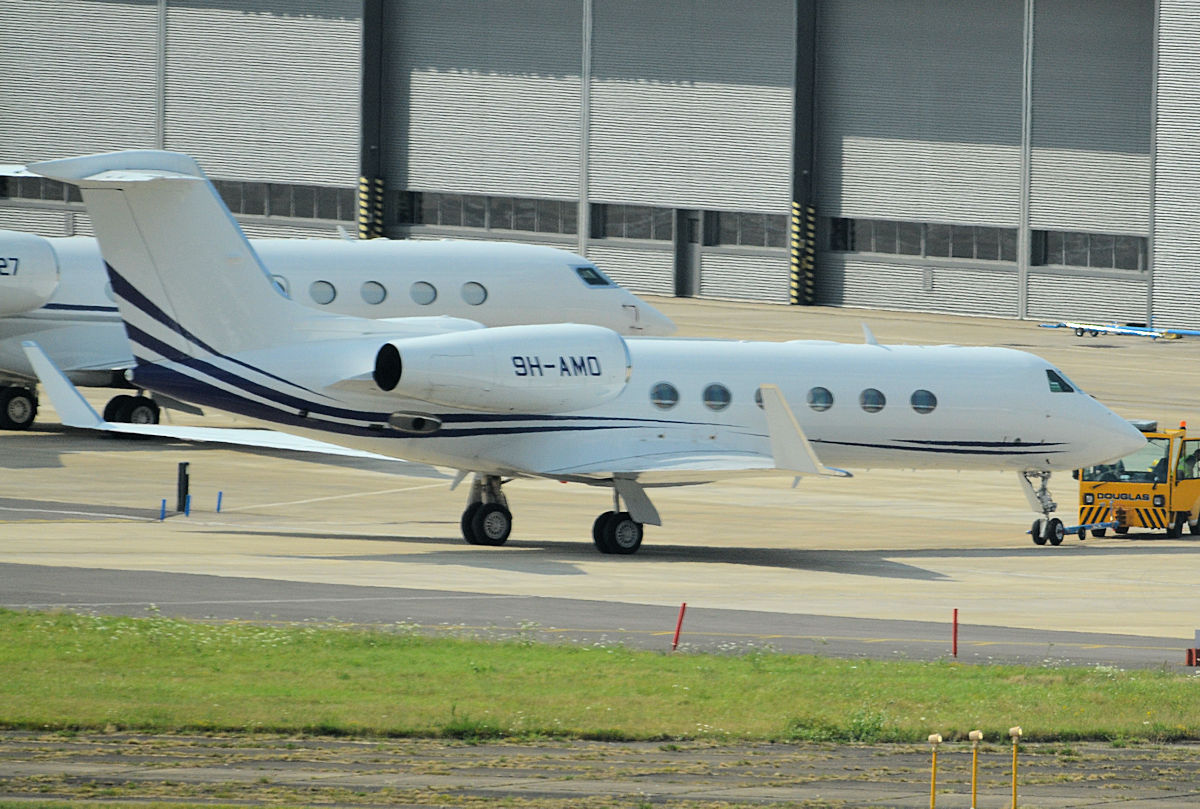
<box><xmin>28</xmin><ymin>150</ymin><xmax>309</xmax><ymax>361</ymax></box>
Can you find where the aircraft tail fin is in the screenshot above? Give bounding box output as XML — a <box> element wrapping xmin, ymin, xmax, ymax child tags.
<box><xmin>28</xmin><ymin>150</ymin><xmax>307</xmax><ymax>362</ymax></box>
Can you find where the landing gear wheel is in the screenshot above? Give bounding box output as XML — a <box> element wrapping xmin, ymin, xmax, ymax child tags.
<box><xmin>461</xmin><ymin>502</ymin><xmax>484</xmax><ymax>544</ymax></box>
<box><xmin>605</xmin><ymin>511</ymin><xmax>644</xmax><ymax>554</ymax></box>
<box><xmin>124</xmin><ymin>397</ymin><xmax>160</xmax><ymax>424</ymax></box>
<box><xmin>592</xmin><ymin>511</ymin><xmax>616</xmax><ymax>551</ymax></box>
<box><xmin>1031</xmin><ymin>519</ymin><xmax>1048</xmax><ymax>545</ymax></box>
<box><xmin>470</xmin><ymin>503</ymin><xmax>512</xmax><ymax>546</ymax></box>
<box><xmin>1168</xmin><ymin>513</ymin><xmax>1187</xmax><ymax>539</ymax></box>
<box><xmin>0</xmin><ymin>387</ymin><xmax>37</xmax><ymax>430</ymax></box>
<box><xmin>1091</xmin><ymin>528</ymin><xmax>1107</xmax><ymax>538</ymax></box>
<box><xmin>103</xmin><ymin>394</ymin><xmax>136</xmax><ymax>422</ymax></box>
<box><xmin>1046</xmin><ymin>517</ymin><xmax>1065</xmax><ymax>546</ymax></box>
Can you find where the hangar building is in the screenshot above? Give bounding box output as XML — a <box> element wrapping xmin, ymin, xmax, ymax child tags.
<box><xmin>2</xmin><ymin>1</ymin><xmax>1197</xmax><ymax>325</ymax></box>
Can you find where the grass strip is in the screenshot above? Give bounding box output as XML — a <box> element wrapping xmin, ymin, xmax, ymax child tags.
<box><xmin>1</xmin><ymin>609</ymin><xmax>1197</xmax><ymax>743</ymax></box>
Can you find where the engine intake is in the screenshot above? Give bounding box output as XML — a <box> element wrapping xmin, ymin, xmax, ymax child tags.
<box><xmin>373</xmin><ymin>323</ymin><xmax>630</xmax><ymax>413</ymax></box>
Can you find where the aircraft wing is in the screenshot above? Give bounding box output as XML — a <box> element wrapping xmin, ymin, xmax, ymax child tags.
<box><xmin>22</xmin><ymin>340</ymin><xmax>447</xmax><ymax>474</ymax></box>
<box><xmin>1039</xmin><ymin>320</ymin><xmax>1167</xmax><ymax>339</ymax></box>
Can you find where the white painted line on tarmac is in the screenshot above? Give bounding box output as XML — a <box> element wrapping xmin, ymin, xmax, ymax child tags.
<box><xmin>222</xmin><ymin>481</ymin><xmax>448</xmax><ymax>512</ymax></box>
<box><xmin>0</xmin><ymin>505</ymin><xmax>157</xmax><ymax>522</ymax></box>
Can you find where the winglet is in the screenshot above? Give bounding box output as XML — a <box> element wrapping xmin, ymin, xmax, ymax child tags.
<box><xmin>759</xmin><ymin>384</ymin><xmax>851</xmax><ymax>478</ymax></box>
<box><xmin>21</xmin><ymin>341</ymin><xmax>105</xmax><ymax>428</ymax></box>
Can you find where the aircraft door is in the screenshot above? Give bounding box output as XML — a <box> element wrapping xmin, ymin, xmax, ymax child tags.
<box><xmin>674</xmin><ymin>210</ymin><xmax>701</xmax><ymax>297</ymax></box>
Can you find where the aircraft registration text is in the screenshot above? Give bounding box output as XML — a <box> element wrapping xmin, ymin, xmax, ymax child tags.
<box><xmin>512</xmin><ymin>355</ymin><xmax>602</xmax><ymax>377</ymax></box>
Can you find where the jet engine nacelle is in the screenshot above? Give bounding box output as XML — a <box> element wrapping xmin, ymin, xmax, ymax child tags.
<box><xmin>374</xmin><ymin>323</ymin><xmax>631</xmax><ymax>413</ymax></box>
<box><xmin>0</xmin><ymin>231</ymin><xmax>59</xmax><ymax>316</ymax></box>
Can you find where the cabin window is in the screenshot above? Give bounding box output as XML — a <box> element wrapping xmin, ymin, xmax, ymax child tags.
<box><xmin>650</xmin><ymin>382</ymin><xmax>679</xmax><ymax>409</ymax></box>
<box><xmin>703</xmin><ymin>383</ymin><xmax>731</xmax><ymax>411</ymax></box>
<box><xmin>910</xmin><ymin>389</ymin><xmax>937</xmax><ymax>414</ymax></box>
<box><xmin>807</xmin><ymin>387</ymin><xmax>833</xmax><ymax>412</ymax></box>
<box><xmin>859</xmin><ymin>388</ymin><xmax>886</xmax><ymax>413</ymax></box>
<box><xmin>309</xmin><ymin>280</ymin><xmax>336</xmax><ymax>305</ymax></box>
<box><xmin>461</xmin><ymin>282</ymin><xmax>488</xmax><ymax>305</ymax></box>
<box><xmin>361</xmin><ymin>281</ymin><xmax>387</xmax><ymax>305</ymax></box>
<box><xmin>410</xmin><ymin>281</ymin><xmax>437</xmax><ymax>305</ymax></box>
<box><xmin>1046</xmin><ymin>369</ymin><xmax>1074</xmax><ymax>393</ymax></box>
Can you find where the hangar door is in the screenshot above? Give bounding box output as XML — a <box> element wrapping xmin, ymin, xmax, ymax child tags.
<box><xmin>814</xmin><ymin>0</ymin><xmax>1025</xmax><ymax>317</ymax></box>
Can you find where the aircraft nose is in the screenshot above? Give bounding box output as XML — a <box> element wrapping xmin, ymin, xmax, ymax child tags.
<box><xmin>631</xmin><ymin>298</ymin><xmax>676</xmax><ymax>336</ymax></box>
<box><xmin>1088</xmin><ymin>407</ymin><xmax>1147</xmax><ymax>465</ymax></box>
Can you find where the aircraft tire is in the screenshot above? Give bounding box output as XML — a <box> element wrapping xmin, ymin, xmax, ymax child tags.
<box><xmin>1031</xmin><ymin>519</ymin><xmax>1048</xmax><ymax>545</ymax></box>
<box><xmin>103</xmin><ymin>394</ymin><xmax>136</xmax><ymax>422</ymax></box>
<box><xmin>1046</xmin><ymin>517</ymin><xmax>1065</xmax><ymax>546</ymax></box>
<box><xmin>460</xmin><ymin>502</ymin><xmax>484</xmax><ymax>544</ymax></box>
<box><xmin>592</xmin><ymin>511</ymin><xmax>616</xmax><ymax>552</ymax></box>
<box><xmin>471</xmin><ymin>503</ymin><xmax>512</xmax><ymax>546</ymax></box>
<box><xmin>125</xmin><ymin>397</ymin><xmax>160</xmax><ymax>425</ymax></box>
<box><xmin>604</xmin><ymin>512</ymin><xmax>643</xmax><ymax>555</ymax></box>
<box><xmin>0</xmin><ymin>387</ymin><xmax>37</xmax><ymax>430</ymax></box>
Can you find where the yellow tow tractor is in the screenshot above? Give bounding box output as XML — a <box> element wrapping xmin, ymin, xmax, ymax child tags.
<box><xmin>1036</xmin><ymin>421</ymin><xmax>1200</xmax><ymax>544</ymax></box>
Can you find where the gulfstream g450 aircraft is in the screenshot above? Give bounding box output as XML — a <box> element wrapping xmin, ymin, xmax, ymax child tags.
<box><xmin>0</xmin><ymin>227</ymin><xmax>672</xmax><ymax>429</ymax></box>
<box><xmin>26</xmin><ymin>150</ymin><xmax>1146</xmax><ymax>553</ymax></box>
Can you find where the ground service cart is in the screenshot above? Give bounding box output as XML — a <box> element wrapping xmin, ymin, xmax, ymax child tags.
<box><xmin>1040</xmin><ymin>422</ymin><xmax>1200</xmax><ymax>544</ymax></box>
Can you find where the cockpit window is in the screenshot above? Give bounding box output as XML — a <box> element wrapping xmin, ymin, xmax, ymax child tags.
<box><xmin>574</xmin><ymin>265</ymin><xmax>614</xmax><ymax>287</ymax></box>
<box><xmin>1046</xmin><ymin>369</ymin><xmax>1075</xmax><ymax>393</ymax></box>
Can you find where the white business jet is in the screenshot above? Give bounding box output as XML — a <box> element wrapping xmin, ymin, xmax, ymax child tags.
<box><xmin>0</xmin><ymin>227</ymin><xmax>673</xmax><ymax>429</ymax></box>
<box><xmin>25</xmin><ymin>150</ymin><xmax>1146</xmax><ymax>553</ymax></box>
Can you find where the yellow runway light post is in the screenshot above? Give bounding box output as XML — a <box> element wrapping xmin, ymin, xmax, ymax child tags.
<box><xmin>928</xmin><ymin>733</ymin><xmax>942</xmax><ymax>809</ymax></box>
<box><xmin>1009</xmin><ymin>726</ymin><xmax>1022</xmax><ymax>809</ymax></box>
<box><xmin>969</xmin><ymin>730</ymin><xmax>983</xmax><ymax>809</ymax></box>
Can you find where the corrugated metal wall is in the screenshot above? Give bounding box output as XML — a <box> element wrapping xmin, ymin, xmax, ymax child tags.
<box><xmin>815</xmin><ymin>0</ymin><xmax>1023</xmax><ymax>225</ymax></box>
<box><xmin>1026</xmin><ymin>274</ymin><xmax>1148</xmax><ymax>322</ymax></box>
<box><xmin>1029</xmin><ymin>0</ymin><xmax>1152</xmax><ymax>234</ymax></box>
<box><xmin>1151</xmin><ymin>0</ymin><xmax>1200</xmax><ymax>328</ymax></box>
<box><xmin>384</xmin><ymin>0</ymin><xmax>582</xmax><ymax>199</ymax></box>
<box><xmin>585</xmin><ymin>245</ymin><xmax>675</xmax><ymax>296</ymax></box>
<box><xmin>699</xmin><ymin>254</ymin><xmax>790</xmax><ymax>303</ymax></box>
<box><xmin>588</xmin><ymin>0</ymin><xmax>793</xmax><ymax>213</ymax></box>
<box><xmin>0</xmin><ymin>0</ymin><xmax>159</xmax><ymax>162</ymax></box>
<box><xmin>817</xmin><ymin>258</ymin><xmax>1022</xmax><ymax>318</ymax></box>
<box><xmin>165</xmin><ymin>0</ymin><xmax>361</xmax><ymax>185</ymax></box>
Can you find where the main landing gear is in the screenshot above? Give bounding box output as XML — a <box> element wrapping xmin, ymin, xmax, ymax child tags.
<box><xmin>0</xmin><ymin>385</ymin><xmax>37</xmax><ymax>430</ymax></box>
<box><xmin>460</xmin><ymin>474</ymin><xmax>513</xmax><ymax>546</ymax></box>
<box><xmin>102</xmin><ymin>394</ymin><xmax>160</xmax><ymax>424</ymax></box>
<box><xmin>457</xmin><ymin>474</ymin><xmax>651</xmax><ymax>554</ymax></box>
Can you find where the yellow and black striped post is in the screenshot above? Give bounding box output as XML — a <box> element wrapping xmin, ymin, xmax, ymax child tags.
<box><xmin>357</xmin><ymin>176</ymin><xmax>372</xmax><ymax>240</ymax></box>
<box><xmin>357</xmin><ymin>176</ymin><xmax>386</xmax><ymax>240</ymax></box>
<box><xmin>789</xmin><ymin>201</ymin><xmax>817</xmax><ymax>305</ymax></box>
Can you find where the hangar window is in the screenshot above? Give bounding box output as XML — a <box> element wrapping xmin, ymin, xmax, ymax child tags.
<box><xmin>807</xmin><ymin>387</ymin><xmax>834</xmax><ymax>412</ymax></box>
<box><xmin>309</xmin><ymin>280</ymin><xmax>336</xmax><ymax>305</ymax></box>
<box><xmin>705</xmin><ymin>211</ymin><xmax>788</xmax><ymax>248</ymax></box>
<box><xmin>703</xmin><ymin>383</ymin><xmax>732</xmax><ymax>411</ymax></box>
<box><xmin>591</xmin><ymin>204</ymin><xmax>673</xmax><ymax>241</ymax></box>
<box><xmin>910</xmin><ymin>389</ymin><xmax>937</xmax><ymax>414</ymax></box>
<box><xmin>650</xmin><ymin>382</ymin><xmax>679</xmax><ymax>409</ymax></box>
<box><xmin>361</xmin><ymin>281</ymin><xmax>387</xmax><ymax>305</ymax></box>
<box><xmin>410</xmin><ymin>281</ymin><xmax>437</xmax><ymax>305</ymax></box>
<box><xmin>1032</xmin><ymin>230</ymin><xmax>1145</xmax><ymax>271</ymax></box>
<box><xmin>398</xmin><ymin>191</ymin><xmax>577</xmax><ymax>235</ymax></box>
<box><xmin>829</xmin><ymin>218</ymin><xmax>1016</xmax><ymax>262</ymax></box>
<box><xmin>859</xmin><ymin>388</ymin><xmax>886</xmax><ymax>413</ymax></box>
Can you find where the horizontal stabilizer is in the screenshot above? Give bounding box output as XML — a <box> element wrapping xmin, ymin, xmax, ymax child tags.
<box><xmin>21</xmin><ymin>340</ymin><xmax>445</xmax><ymax>473</ymax></box>
<box><xmin>759</xmin><ymin>384</ymin><xmax>851</xmax><ymax>477</ymax></box>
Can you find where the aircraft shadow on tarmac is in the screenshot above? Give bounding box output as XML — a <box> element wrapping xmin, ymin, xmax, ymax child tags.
<box><xmin>208</xmin><ymin>525</ymin><xmax>1200</xmax><ymax>582</ymax></box>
